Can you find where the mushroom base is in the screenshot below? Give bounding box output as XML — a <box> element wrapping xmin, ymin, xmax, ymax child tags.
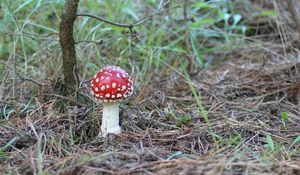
<box><xmin>99</xmin><ymin>102</ymin><xmax>121</xmax><ymax>137</ymax></box>
<box><xmin>99</xmin><ymin>125</ymin><xmax>121</xmax><ymax>137</ymax></box>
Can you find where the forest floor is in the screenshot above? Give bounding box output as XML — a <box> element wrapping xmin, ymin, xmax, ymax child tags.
<box><xmin>1</xmin><ymin>0</ymin><xmax>300</xmax><ymax>175</ymax></box>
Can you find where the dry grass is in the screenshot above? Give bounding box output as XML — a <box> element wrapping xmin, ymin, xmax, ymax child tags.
<box><xmin>1</xmin><ymin>48</ymin><xmax>300</xmax><ymax>174</ymax></box>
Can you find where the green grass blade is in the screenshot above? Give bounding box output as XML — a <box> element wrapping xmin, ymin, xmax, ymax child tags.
<box><xmin>289</xmin><ymin>135</ymin><xmax>300</xmax><ymax>150</ymax></box>
<box><xmin>183</xmin><ymin>68</ymin><xmax>217</xmax><ymax>141</ymax></box>
<box><xmin>266</xmin><ymin>133</ymin><xmax>275</xmax><ymax>152</ymax></box>
<box><xmin>37</xmin><ymin>135</ymin><xmax>43</xmax><ymax>175</ymax></box>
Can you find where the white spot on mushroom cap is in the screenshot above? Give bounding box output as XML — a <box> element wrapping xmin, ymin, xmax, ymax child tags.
<box><xmin>116</xmin><ymin>73</ymin><xmax>121</xmax><ymax>78</ymax></box>
<box><xmin>95</xmin><ymin>94</ymin><xmax>100</xmax><ymax>97</ymax></box>
<box><xmin>112</xmin><ymin>82</ymin><xmax>117</xmax><ymax>88</ymax></box>
<box><xmin>101</xmin><ymin>76</ymin><xmax>104</xmax><ymax>80</ymax></box>
<box><xmin>116</xmin><ymin>93</ymin><xmax>122</xmax><ymax>98</ymax></box>
<box><xmin>111</xmin><ymin>95</ymin><xmax>115</xmax><ymax>98</ymax></box>
<box><xmin>106</xmin><ymin>85</ymin><xmax>110</xmax><ymax>88</ymax></box>
<box><xmin>105</xmin><ymin>94</ymin><xmax>111</xmax><ymax>98</ymax></box>
<box><xmin>96</xmin><ymin>78</ymin><xmax>99</xmax><ymax>83</ymax></box>
<box><xmin>101</xmin><ymin>85</ymin><xmax>105</xmax><ymax>91</ymax></box>
<box><xmin>95</xmin><ymin>87</ymin><xmax>99</xmax><ymax>92</ymax></box>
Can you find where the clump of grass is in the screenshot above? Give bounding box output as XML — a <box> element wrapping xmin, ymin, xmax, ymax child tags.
<box><xmin>176</xmin><ymin>115</ymin><xmax>191</xmax><ymax>128</ymax></box>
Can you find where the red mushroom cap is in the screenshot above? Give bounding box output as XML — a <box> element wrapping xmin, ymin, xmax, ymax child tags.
<box><xmin>91</xmin><ymin>66</ymin><xmax>133</xmax><ymax>102</ymax></box>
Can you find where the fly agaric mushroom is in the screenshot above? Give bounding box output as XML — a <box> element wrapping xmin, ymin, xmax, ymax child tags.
<box><xmin>91</xmin><ymin>66</ymin><xmax>133</xmax><ymax>137</ymax></box>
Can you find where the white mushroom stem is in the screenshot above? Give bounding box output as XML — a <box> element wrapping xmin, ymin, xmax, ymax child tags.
<box><xmin>99</xmin><ymin>102</ymin><xmax>121</xmax><ymax>137</ymax></box>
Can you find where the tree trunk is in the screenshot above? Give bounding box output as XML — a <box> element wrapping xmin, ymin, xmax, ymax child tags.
<box><xmin>287</xmin><ymin>0</ymin><xmax>300</xmax><ymax>38</ymax></box>
<box><xmin>59</xmin><ymin>0</ymin><xmax>79</xmax><ymax>89</ymax></box>
<box><xmin>287</xmin><ymin>0</ymin><xmax>300</xmax><ymax>106</ymax></box>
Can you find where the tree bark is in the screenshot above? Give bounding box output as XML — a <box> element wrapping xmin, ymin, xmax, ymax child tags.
<box><xmin>287</xmin><ymin>0</ymin><xmax>300</xmax><ymax>106</ymax></box>
<box><xmin>287</xmin><ymin>0</ymin><xmax>300</xmax><ymax>38</ymax></box>
<box><xmin>59</xmin><ymin>0</ymin><xmax>79</xmax><ymax>89</ymax></box>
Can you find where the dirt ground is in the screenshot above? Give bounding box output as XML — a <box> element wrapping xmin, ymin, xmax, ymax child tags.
<box><xmin>1</xmin><ymin>48</ymin><xmax>300</xmax><ymax>174</ymax></box>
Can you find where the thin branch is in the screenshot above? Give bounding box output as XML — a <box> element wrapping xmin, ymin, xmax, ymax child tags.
<box><xmin>75</xmin><ymin>40</ymin><xmax>103</xmax><ymax>45</ymax></box>
<box><xmin>77</xmin><ymin>13</ymin><xmax>132</xmax><ymax>28</ymax></box>
<box><xmin>131</xmin><ymin>0</ymin><xmax>170</xmax><ymax>26</ymax></box>
<box><xmin>75</xmin><ymin>33</ymin><xmax>136</xmax><ymax>45</ymax></box>
<box><xmin>76</xmin><ymin>1</ymin><xmax>179</xmax><ymax>29</ymax></box>
<box><xmin>23</xmin><ymin>31</ymin><xmax>59</xmax><ymax>37</ymax></box>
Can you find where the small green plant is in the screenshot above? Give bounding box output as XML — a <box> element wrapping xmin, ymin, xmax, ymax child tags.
<box><xmin>260</xmin><ymin>133</ymin><xmax>300</xmax><ymax>163</ymax></box>
<box><xmin>180</xmin><ymin>115</ymin><xmax>191</xmax><ymax>125</ymax></box>
<box><xmin>164</xmin><ymin>106</ymin><xmax>176</xmax><ymax>121</ymax></box>
<box><xmin>165</xmin><ymin>112</ymin><xmax>175</xmax><ymax>121</ymax></box>
<box><xmin>176</xmin><ymin>115</ymin><xmax>191</xmax><ymax>128</ymax></box>
<box><xmin>280</xmin><ymin>111</ymin><xmax>288</xmax><ymax>126</ymax></box>
<box><xmin>220</xmin><ymin>9</ymin><xmax>246</xmax><ymax>35</ymax></box>
<box><xmin>223</xmin><ymin>134</ymin><xmax>242</xmax><ymax>146</ymax></box>
<box><xmin>183</xmin><ymin>68</ymin><xmax>208</xmax><ymax>124</ymax></box>
<box><xmin>265</xmin><ymin>133</ymin><xmax>275</xmax><ymax>152</ymax></box>
<box><xmin>288</xmin><ymin>135</ymin><xmax>300</xmax><ymax>150</ymax></box>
